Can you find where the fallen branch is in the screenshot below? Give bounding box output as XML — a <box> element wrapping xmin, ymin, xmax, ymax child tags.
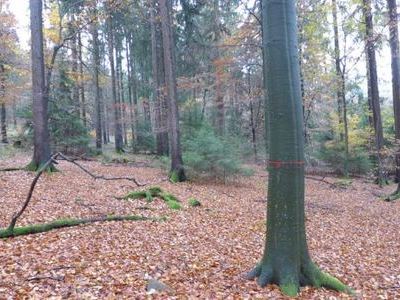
<box><xmin>55</xmin><ymin>153</ymin><xmax>145</xmax><ymax>186</ymax></box>
<box><xmin>0</xmin><ymin>167</ymin><xmax>25</xmax><ymax>172</ymax></box>
<box><xmin>6</xmin><ymin>152</ymin><xmax>145</xmax><ymax>234</ymax></box>
<box><xmin>0</xmin><ymin>214</ymin><xmax>153</xmax><ymax>239</ymax></box>
<box><xmin>7</xmin><ymin>153</ymin><xmax>59</xmax><ymax>232</ymax></box>
<box><xmin>305</xmin><ymin>176</ymin><xmax>337</xmax><ymax>188</ymax></box>
<box><xmin>27</xmin><ymin>275</ymin><xmax>64</xmax><ymax>282</ymax></box>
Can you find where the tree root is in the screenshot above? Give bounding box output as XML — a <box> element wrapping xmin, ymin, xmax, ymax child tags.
<box><xmin>0</xmin><ymin>214</ymin><xmax>157</xmax><ymax>239</ymax></box>
<box><xmin>246</xmin><ymin>262</ymin><xmax>354</xmax><ymax>297</ymax></box>
<box><xmin>384</xmin><ymin>191</ymin><xmax>400</xmax><ymax>202</ymax></box>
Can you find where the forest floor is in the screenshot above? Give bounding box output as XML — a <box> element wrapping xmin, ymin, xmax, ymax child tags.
<box><xmin>0</xmin><ymin>150</ymin><xmax>399</xmax><ymax>299</ymax></box>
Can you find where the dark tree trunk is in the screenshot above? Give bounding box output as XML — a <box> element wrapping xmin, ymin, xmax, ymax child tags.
<box><xmin>128</xmin><ymin>33</ymin><xmax>139</xmax><ymax>147</ymax></box>
<box><xmin>363</xmin><ymin>0</ymin><xmax>385</xmax><ymax>185</ymax></box>
<box><xmin>1</xmin><ymin>102</ymin><xmax>7</xmax><ymax>144</ymax></box>
<box><xmin>388</xmin><ymin>0</ymin><xmax>400</xmax><ymax>189</ymax></box>
<box><xmin>90</xmin><ymin>16</ymin><xmax>102</xmax><ymax>150</ymax></box>
<box><xmin>151</xmin><ymin>1</ymin><xmax>169</xmax><ymax>156</ymax></box>
<box><xmin>78</xmin><ymin>31</ymin><xmax>87</xmax><ymax>127</ymax></box>
<box><xmin>107</xmin><ymin>15</ymin><xmax>124</xmax><ymax>152</ymax></box>
<box><xmin>28</xmin><ymin>0</ymin><xmax>52</xmax><ymax>170</ymax></box>
<box><xmin>125</xmin><ymin>35</ymin><xmax>136</xmax><ymax>148</ymax></box>
<box><xmin>247</xmin><ymin>0</ymin><xmax>352</xmax><ymax>296</ymax></box>
<box><xmin>332</xmin><ymin>0</ymin><xmax>349</xmax><ymax>176</ymax></box>
<box><xmin>159</xmin><ymin>0</ymin><xmax>185</xmax><ymax>181</ymax></box>
<box><xmin>0</xmin><ymin>65</ymin><xmax>7</xmax><ymax>143</ymax></box>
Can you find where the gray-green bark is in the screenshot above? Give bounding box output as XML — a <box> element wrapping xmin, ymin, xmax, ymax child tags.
<box><xmin>388</xmin><ymin>0</ymin><xmax>400</xmax><ymax>190</ymax></box>
<box><xmin>159</xmin><ymin>0</ymin><xmax>185</xmax><ymax>181</ymax></box>
<box><xmin>151</xmin><ymin>1</ymin><xmax>169</xmax><ymax>156</ymax></box>
<box><xmin>247</xmin><ymin>0</ymin><xmax>352</xmax><ymax>296</ymax></box>
<box><xmin>332</xmin><ymin>0</ymin><xmax>349</xmax><ymax>176</ymax></box>
<box><xmin>28</xmin><ymin>0</ymin><xmax>52</xmax><ymax>171</ymax></box>
<box><xmin>90</xmin><ymin>15</ymin><xmax>102</xmax><ymax>151</ymax></box>
<box><xmin>107</xmin><ymin>15</ymin><xmax>124</xmax><ymax>152</ymax></box>
<box><xmin>363</xmin><ymin>0</ymin><xmax>385</xmax><ymax>185</ymax></box>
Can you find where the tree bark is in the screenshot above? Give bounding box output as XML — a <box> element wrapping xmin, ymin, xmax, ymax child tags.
<box><xmin>388</xmin><ymin>0</ymin><xmax>400</xmax><ymax>189</ymax></box>
<box><xmin>90</xmin><ymin>14</ymin><xmax>102</xmax><ymax>150</ymax></box>
<box><xmin>332</xmin><ymin>0</ymin><xmax>349</xmax><ymax>176</ymax></box>
<box><xmin>151</xmin><ymin>1</ymin><xmax>169</xmax><ymax>156</ymax></box>
<box><xmin>159</xmin><ymin>0</ymin><xmax>185</xmax><ymax>181</ymax></box>
<box><xmin>78</xmin><ymin>31</ymin><xmax>87</xmax><ymax>127</ymax></box>
<box><xmin>28</xmin><ymin>0</ymin><xmax>52</xmax><ymax>170</ymax></box>
<box><xmin>107</xmin><ymin>15</ymin><xmax>124</xmax><ymax>152</ymax></box>
<box><xmin>247</xmin><ymin>0</ymin><xmax>351</xmax><ymax>296</ymax></box>
<box><xmin>363</xmin><ymin>0</ymin><xmax>385</xmax><ymax>185</ymax></box>
<box><xmin>1</xmin><ymin>102</ymin><xmax>7</xmax><ymax>144</ymax></box>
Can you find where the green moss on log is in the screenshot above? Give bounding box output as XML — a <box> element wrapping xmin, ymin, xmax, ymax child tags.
<box><xmin>188</xmin><ymin>198</ymin><xmax>201</xmax><ymax>207</ymax></box>
<box><xmin>0</xmin><ymin>215</ymin><xmax>149</xmax><ymax>239</ymax></box>
<box><xmin>166</xmin><ymin>200</ymin><xmax>182</xmax><ymax>210</ymax></box>
<box><xmin>121</xmin><ymin>187</ymin><xmax>183</xmax><ymax>210</ymax></box>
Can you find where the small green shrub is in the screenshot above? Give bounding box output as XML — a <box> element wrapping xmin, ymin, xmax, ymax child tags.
<box><xmin>182</xmin><ymin>124</ymin><xmax>252</xmax><ymax>180</ymax></box>
<box><xmin>166</xmin><ymin>200</ymin><xmax>182</xmax><ymax>210</ymax></box>
<box><xmin>319</xmin><ymin>141</ymin><xmax>372</xmax><ymax>175</ymax></box>
<box><xmin>188</xmin><ymin>198</ymin><xmax>201</xmax><ymax>207</ymax></box>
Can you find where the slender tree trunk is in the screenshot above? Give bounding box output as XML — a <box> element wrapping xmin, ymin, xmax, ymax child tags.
<box><xmin>1</xmin><ymin>102</ymin><xmax>7</xmax><ymax>144</ymax></box>
<box><xmin>78</xmin><ymin>31</ymin><xmax>87</xmax><ymax>127</ymax></box>
<box><xmin>90</xmin><ymin>17</ymin><xmax>102</xmax><ymax>150</ymax></box>
<box><xmin>212</xmin><ymin>0</ymin><xmax>224</xmax><ymax>136</ymax></box>
<box><xmin>125</xmin><ymin>36</ymin><xmax>136</xmax><ymax>148</ymax></box>
<box><xmin>151</xmin><ymin>1</ymin><xmax>169</xmax><ymax>156</ymax></box>
<box><xmin>28</xmin><ymin>0</ymin><xmax>52</xmax><ymax>170</ymax></box>
<box><xmin>70</xmin><ymin>15</ymin><xmax>80</xmax><ymax>113</ymax></box>
<box><xmin>363</xmin><ymin>0</ymin><xmax>385</xmax><ymax>185</ymax></box>
<box><xmin>159</xmin><ymin>0</ymin><xmax>185</xmax><ymax>181</ymax></box>
<box><xmin>247</xmin><ymin>0</ymin><xmax>351</xmax><ymax>296</ymax></box>
<box><xmin>107</xmin><ymin>15</ymin><xmax>124</xmax><ymax>152</ymax></box>
<box><xmin>388</xmin><ymin>0</ymin><xmax>400</xmax><ymax>190</ymax></box>
<box><xmin>332</xmin><ymin>0</ymin><xmax>349</xmax><ymax>176</ymax></box>
<box><xmin>0</xmin><ymin>65</ymin><xmax>7</xmax><ymax>143</ymax></box>
<box><xmin>128</xmin><ymin>33</ymin><xmax>139</xmax><ymax>147</ymax></box>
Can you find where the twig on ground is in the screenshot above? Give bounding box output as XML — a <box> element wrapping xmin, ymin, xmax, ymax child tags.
<box><xmin>55</xmin><ymin>153</ymin><xmax>145</xmax><ymax>186</ymax></box>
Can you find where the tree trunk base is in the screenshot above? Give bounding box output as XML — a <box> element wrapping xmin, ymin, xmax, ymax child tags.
<box><xmin>246</xmin><ymin>261</ymin><xmax>353</xmax><ymax>297</ymax></box>
<box><xmin>26</xmin><ymin>161</ymin><xmax>58</xmax><ymax>172</ymax></box>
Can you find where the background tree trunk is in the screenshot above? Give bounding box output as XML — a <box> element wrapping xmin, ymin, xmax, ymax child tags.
<box><xmin>363</xmin><ymin>0</ymin><xmax>385</xmax><ymax>185</ymax></box>
<box><xmin>29</xmin><ymin>0</ymin><xmax>52</xmax><ymax>170</ymax></box>
<box><xmin>107</xmin><ymin>15</ymin><xmax>124</xmax><ymax>152</ymax></box>
<box><xmin>90</xmin><ymin>15</ymin><xmax>102</xmax><ymax>151</ymax></box>
<box><xmin>159</xmin><ymin>0</ymin><xmax>185</xmax><ymax>181</ymax></box>
<box><xmin>388</xmin><ymin>0</ymin><xmax>400</xmax><ymax>190</ymax></box>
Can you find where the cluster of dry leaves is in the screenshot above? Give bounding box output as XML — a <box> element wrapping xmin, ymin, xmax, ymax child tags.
<box><xmin>0</xmin><ymin>153</ymin><xmax>399</xmax><ymax>299</ymax></box>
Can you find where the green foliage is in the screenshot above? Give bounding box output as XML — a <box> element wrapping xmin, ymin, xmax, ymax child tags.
<box><xmin>182</xmin><ymin>123</ymin><xmax>252</xmax><ymax>180</ymax></box>
<box><xmin>319</xmin><ymin>141</ymin><xmax>372</xmax><ymax>175</ymax></box>
<box><xmin>188</xmin><ymin>198</ymin><xmax>201</xmax><ymax>207</ymax></box>
<box><xmin>132</xmin><ymin>120</ymin><xmax>155</xmax><ymax>153</ymax></box>
<box><xmin>122</xmin><ymin>187</ymin><xmax>182</xmax><ymax>210</ymax></box>
<box><xmin>166</xmin><ymin>200</ymin><xmax>182</xmax><ymax>210</ymax></box>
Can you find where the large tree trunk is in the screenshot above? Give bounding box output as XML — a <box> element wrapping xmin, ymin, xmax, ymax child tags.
<box><xmin>247</xmin><ymin>0</ymin><xmax>351</xmax><ymax>296</ymax></box>
<box><xmin>151</xmin><ymin>1</ymin><xmax>169</xmax><ymax>156</ymax></box>
<box><xmin>388</xmin><ymin>0</ymin><xmax>400</xmax><ymax>190</ymax></box>
<box><xmin>363</xmin><ymin>0</ymin><xmax>385</xmax><ymax>185</ymax></box>
<box><xmin>28</xmin><ymin>0</ymin><xmax>52</xmax><ymax>170</ymax></box>
<box><xmin>128</xmin><ymin>33</ymin><xmax>139</xmax><ymax>147</ymax></box>
<box><xmin>332</xmin><ymin>0</ymin><xmax>350</xmax><ymax>176</ymax></box>
<box><xmin>90</xmin><ymin>15</ymin><xmax>102</xmax><ymax>151</ymax></box>
<box><xmin>107</xmin><ymin>15</ymin><xmax>124</xmax><ymax>152</ymax></box>
<box><xmin>159</xmin><ymin>0</ymin><xmax>185</xmax><ymax>181</ymax></box>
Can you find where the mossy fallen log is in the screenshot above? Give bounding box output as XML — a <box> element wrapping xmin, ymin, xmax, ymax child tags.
<box><xmin>123</xmin><ymin>187</ymin><xmax>182</xmax><ymax>210</ymax></box>
<box><xmin>0</xmin><ymin>215</ymin><xmax>152</xmax><ymax>239</ymax></box>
